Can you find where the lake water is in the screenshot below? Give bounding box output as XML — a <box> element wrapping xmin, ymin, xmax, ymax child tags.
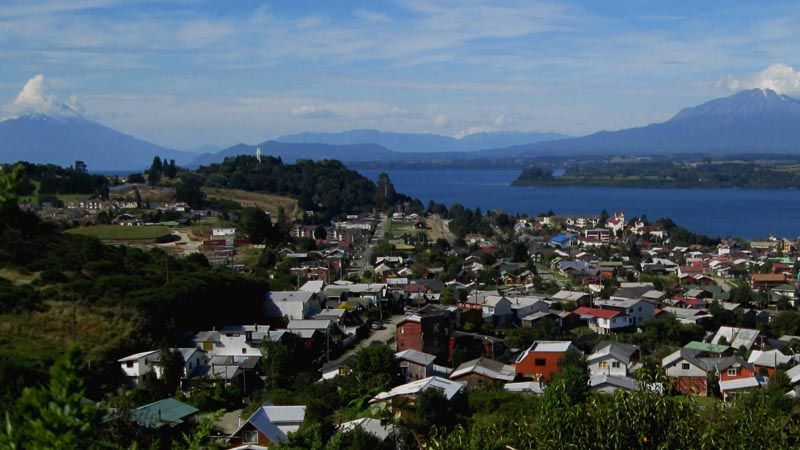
<box><xmin>357</xmin><ymin>169</ymin><xmax>800</xmax><ymax>239</ymax></box>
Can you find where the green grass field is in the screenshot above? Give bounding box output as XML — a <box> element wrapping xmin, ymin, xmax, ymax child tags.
<box><xmin>66</xmin><ymin>225</ymin><xmax>173</xmax><ymax>240</ymax></box>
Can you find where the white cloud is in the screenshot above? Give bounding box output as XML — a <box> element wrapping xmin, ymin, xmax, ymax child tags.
<box><xmin>290</xmin><ymin>105</ymin><xmax>336</xmax><ymax>119</ymax></box>
<box><xmin>719</xmin><ymin>63</ymin><xmax>800</xmax><ymax>94</ymax></box>
<box><xmin>432</xmin><ymin>113</ymin><xmax>449</xmax><ymax>127</ymax></box>
<box><xmin>2</xmin><ymin>74</ymin><xmax>80</xmax><ymax>119</ymax></box>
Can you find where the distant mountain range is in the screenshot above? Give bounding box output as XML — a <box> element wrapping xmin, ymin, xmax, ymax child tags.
<box><xmin>502</xmin><ymin>89</ymin><xmax>800</xmax><ymax>156</ymax></box>
<box><xmin>0</xmin><ymin>114</ymin><xmax>193</xmax><ymax>171</ymax></box>
<box><xmin>4</xmin><ymin>88</ymin><xmax>800</xmax><ymax>171</ymax></box>
<box><xmin>275</xmin><ymin>129</ymin><xmax>570</xmax><ymax>152</ymax></box>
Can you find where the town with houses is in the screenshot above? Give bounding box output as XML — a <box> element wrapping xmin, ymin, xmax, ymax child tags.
<box><xmin>23</xmin><ymin>179</ymin><xmax>800</xmax><ymax>447</ymax></box>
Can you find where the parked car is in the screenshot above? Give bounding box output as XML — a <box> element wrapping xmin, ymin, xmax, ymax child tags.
<box><xmin>371</xmin><ymin>321</ymin><xmax>383</xmax><ymax>330</ymax></box>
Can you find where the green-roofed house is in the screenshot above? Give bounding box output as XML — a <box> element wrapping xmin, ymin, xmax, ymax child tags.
<box><xmin>131</xmin><ymin>398</ymin><xmax>198</xmax><ymax>429</ymax></box>
<box><xmin>684</xmin><ymin>341</ymin><xmax>731</xmax><ymax>356</ymax></box>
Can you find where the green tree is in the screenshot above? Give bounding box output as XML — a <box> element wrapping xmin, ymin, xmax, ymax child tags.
<box><xmin>346</xmin><ymin>345</ymin><xmax>401</xmax><ymax>397</ymax></box>
<box><xmin>158</xmin><ymin>347</ymin><xmax>185</xmax><ymax>396</ymax></box>
<box><xmin>175</xmin><ymin>174</ymin><xmax>205</xmax><ymax>209</ymax></box>
<box><xmin>240</xmin><ymin>207</ymin><xmax>275</xmax><ymax>244</ymax></box>
<box><xmin>11</xmin><ymin>346</ymin><xmax>103</xmax><ymax>449</ymax></box>
<box><xmin>0</xmin><ymin>164</ymin><xmax>23</xmax><ymax>204</ymax></box>
<box><xmin>261</xmin><ymin>340</ymin><xmax>293</xmax><ymax>390</ymax></box>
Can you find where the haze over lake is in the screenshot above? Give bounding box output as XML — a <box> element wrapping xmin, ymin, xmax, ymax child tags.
<box><xmin>359</xmin><ymin>169</ymin><xmax>800</xmax><ymax>239</ymax></box>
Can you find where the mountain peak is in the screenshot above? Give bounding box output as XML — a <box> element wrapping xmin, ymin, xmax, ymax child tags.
<box><xmin>670</xmin><ymin>88</ymin><xmax>800</xmax><ymax>122</ymax></box>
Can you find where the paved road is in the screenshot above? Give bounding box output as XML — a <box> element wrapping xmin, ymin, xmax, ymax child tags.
<box><xmin>352</xmin><ymin>213</ymin><xmax>386</xmax><ymax>276</ymax></box>
<box><xmin>342</xmin><ymin>314</ymin><xmax>402</xmax><ymax>358</ymax></box>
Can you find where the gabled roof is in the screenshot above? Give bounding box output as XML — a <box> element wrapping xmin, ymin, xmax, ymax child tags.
<box><xmin>395</xmin><ymin>349</ymin><xmax>437</xmax><ymax>366</ymax></box>
<box><xmin>131</xmin><ymin>398</ymin><xmax>198</xmax><ymax>429</ymax></box>
<box><xmin>233</xmin><ymin>405</ymin><xmax>306</xmax><ymax>445</ymax></box>
<box><xmin>338</xmin><ymin>418</ymin><xmax>396</xmax><ymax>441</ymax></box>
<box><xmin>515</xmin><ymin>341</ymin><xmax>579</xmax><ymax>364</ymax></box>
<box><xmin>574</xmin><ymin>306</ymin><xmax>620</xmax><ymax>320</ymax></box>
<box><xmin>590</xmin><ymin>374</ymin><xmax>639</xmax><ymax>391</ymax></box>
<box><xmin>370</xmin><ymin>376</ymin><xmax>464</xmax><ymax>403</ymax></box>
<box><xmin>286</xmin><ymin>319</ymin><xmax>332</xmax><ymax>330</ymax></box>
<box><xmin>267</xmin><ymin>291</ymin><xmax>315</xmax><ymax>304</ymax></box>
<box><xmin>450</xmin><ymin>357</ymin><xmax>515</xmax><ymax>381</ymax></box>
<box><xmin>719</xmin><ymin>376</ymin><xmax>767</xmax><ymax>392</ymax></box>
<box><xmin>504</xmin><ymin>381</ymin><xmax>546</xmax><ymax>394</ymax></box>
<box><xmin>711</xmin><ymin>326</ymin><xmax>760</xmax><ymax>350</ymax></box>
<box><xmin>588</xmin><ymin>342</ymin><xmax>637</xmax><ymax>364</ymax></box>
<box><xmin>748</xmin><ymin>349</ymin><xmax>792</xmax><ymax>368</ymax></box>
<box><xmin>118</xmin><ymin>350</ymin><xmax>158</xmax><ymax>363</ymax></box>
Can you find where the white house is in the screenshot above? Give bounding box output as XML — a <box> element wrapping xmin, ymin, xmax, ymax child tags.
<box><xmin>263</xmin><ymin>291</ymin><xmax>321</xmax><ymax>320</ymax></box>
<box><xmin>193</xmin><ymin>325</ymin><xmax>280</xmax><ymax>357</ymax></box>
<box><xmin>118</xmin><ymin>350</ymin><xmax>159</xmax><ymax>385</ymax></box>
<box><xmin>587</xmin><ymin>342</ymin><xmax>639</xmax><ymax>377</ymax></box>
<box><xmin>481</xmin><ymin>295</ymin><xmax>514</xmax><ymax>324</ymax></box>
<box><xmin>118</xmin><ymin>348</ymin><xmax>206</xmax><ymax>386</ymax></box>
<box><xmin>507</xmin><ymin>296</ymin><xmax>549</xmax><ymax>320</ymax></box>
<box><xmin>212</xmin><ymin>227</ymin><xmax>236</xmax><ymax>237</ymax></box>
<box><xmin>593</xmin><ymin>298</ymin><xmax>656</xmax><ymax>328</ymax></box>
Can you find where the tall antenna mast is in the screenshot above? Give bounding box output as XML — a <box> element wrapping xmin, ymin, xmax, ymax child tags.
<box><xmin>256</xmin><ymin>146</ymin><xmax>262</xmax><ymax>163</ymax></box>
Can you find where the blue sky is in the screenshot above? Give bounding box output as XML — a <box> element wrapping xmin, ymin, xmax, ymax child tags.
<box><xmin>2</xmin><ymin>0</ymin><xmax>800</xmax><ymax>150</ymax></box>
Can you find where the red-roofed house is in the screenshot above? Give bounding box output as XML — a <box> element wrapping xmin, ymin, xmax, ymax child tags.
<box><xmin>574</xmin><ymin>306</ymin><xmax>626</xmax><ymax>333</ymax></box>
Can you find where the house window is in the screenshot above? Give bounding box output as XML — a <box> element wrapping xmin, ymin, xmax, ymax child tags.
<box><xmin>681</xmin><ymin>363</ymin><xmax>690</xmax><ymax>370</ymax></box>
<box><xmin>534</xmin><ymin>358</ymin><xmax>546</xmax><ymax>366</ymax></box>
<box><xmin>126</xmin><ymin>362</ymin><xmax>134</xmax><ymax>368</ymax></box>
<box><xmin>242</xmin><ymin>429</ymin><xmax>259</xmax><ymax>443</ymax></box>
<box><xmin>727</xmin><ymin>368</ymin><xmax>738</xmax><ymax>376</ymax></box>
<box><xmin>598</xmin><ymin>361</ymin><xmax>607</xmax><ymax>369</ymax></box>
<box><xmin>242</xmin><ymin>348</ymin><xmax>247</xmax><ymax>354</ymax></box>
<box><xmin>612</xmin><ymin>362</ymin><xmax>621</xmax><ymax>368</ymax></box>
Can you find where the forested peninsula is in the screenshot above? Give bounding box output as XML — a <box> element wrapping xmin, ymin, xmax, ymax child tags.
<box><xmin>512</xmin><ymin>161</ymin><xmax>800</xmax><ymax>189</ymax></box>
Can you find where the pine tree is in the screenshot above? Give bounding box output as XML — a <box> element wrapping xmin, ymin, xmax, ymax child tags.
<box><xmin>148</xmin><ymin>156</ymin><xmax>163</xmax><ymax>185</ymax></box>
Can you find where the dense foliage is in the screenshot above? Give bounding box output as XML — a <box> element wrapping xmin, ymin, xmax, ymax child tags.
<box><xmin>195</xmin><ymin>156</ymin><xmax>421</xmax><ymax>219</ymax></box>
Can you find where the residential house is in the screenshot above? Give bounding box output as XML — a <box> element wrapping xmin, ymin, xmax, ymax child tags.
<box><xmin>718</xmin><ymin>376</ymin><xmax>768</xmax><ymax>402</ymax></box>
<box><xmin>587</xmin><ymin>342</ymin><xmax>639</xmax><ymax>378</ymax></box>
<box><xmin>370</xmin><ymin>376</ymin><xmax>464</xmax><ymax>412</ymax></box>
<box><xmin>748</xmin><ymin>349</ymin><xmax>792</xmax><ymax>376</ymax></box>
<box><xmin>193</xmin><ymin>325</ymin><xmax>281</xmax><ymax>357</ymax></box>
<box><xmin>263</xmin><ymin>291</ymin><xmax>321</xmax><ymax>321</ymax></box>
<box><xmin>663</xmin><ymin>347</ymin><xmax>756</xmax><ymax>396</ymax></box>
<box><xmin>229</xmin><ymin>404</ymin><xmax>307</xmax><ymax>447</ymax></box>
<box><xmin>513</xmin><ymin>341</ymin><xmax>582</xmax><ymax>381</ymax></box>
<box><xmin>751</xmin><ymin>273</ymin><xmax>789</xmax><ymax>290</ymax></box>
<box><xmin>448</xmin><ymin>331</ymin><xmax>507</xmax><ymax>362</ymax></box>
<box><xmin>130</xmin><ymin>398</ymin><xmax>198</xmax><ymax>430</ymax></box>
<box><xmin>338</xmin><ymin>418</ymin><xmax>396</xmax><ymax>442</ymax></box>
<box><xmin>396</xmin><ymin>349</ymin><xmax>437</xmax><ymax>381</ymax></box>
<box><xmin>396</xmin><ymin>305</ymin><xmax>452</xmax><ymax>362</ymax></box>
<box><xmin>507</xmin><ymin>296</ymin><xmax>550</xmax><ymax>322</ymax></box>
<box><xmin>449</xmin><ymin>356</ymin><xmax>516</xmax><ymax>388</ymax></box>
<box><xmin>711</xmin><ymin>326</ymin><xmax>761</xmax><ymax>351</ymax></box>
<box><xmin>550</xmin><ymin>290</ymin><xmax>591</xmax><ymax>307</ymax></box>
<box><xmin>118</xmin><ymin>348</ymin><xmax>207</xmax><ymax>386</ymax></box>
<box><xmin>590</xmin><ymin>374</ymin><xmax>639</xmax><ymax>394</ymax></box>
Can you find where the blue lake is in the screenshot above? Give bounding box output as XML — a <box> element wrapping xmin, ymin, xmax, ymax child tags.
<box><xmin>357</xmin><ymin>169</ymin><xmax>800</xmax><ymax>239</ymax></box>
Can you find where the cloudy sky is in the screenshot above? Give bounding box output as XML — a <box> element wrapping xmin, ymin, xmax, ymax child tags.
<box><xmin>2</xmin><ymin>0</ymin><xmax>800</xmax><ymax>150</ymax></box>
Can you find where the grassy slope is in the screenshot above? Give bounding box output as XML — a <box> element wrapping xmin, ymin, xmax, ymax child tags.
<box><xmin>65</xmin><ymin>225</ymin><xmax>173</xmax><ymax>240</ymax></box>
<box><xmin>202</xmin><ymin>187</ymin><xmax>301</xmax><ymax>219</ymax></box>
<box><xmin>0</xmin><ymin>300</ymin><xmax>142</xmax><ymax>362</ymax></box>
